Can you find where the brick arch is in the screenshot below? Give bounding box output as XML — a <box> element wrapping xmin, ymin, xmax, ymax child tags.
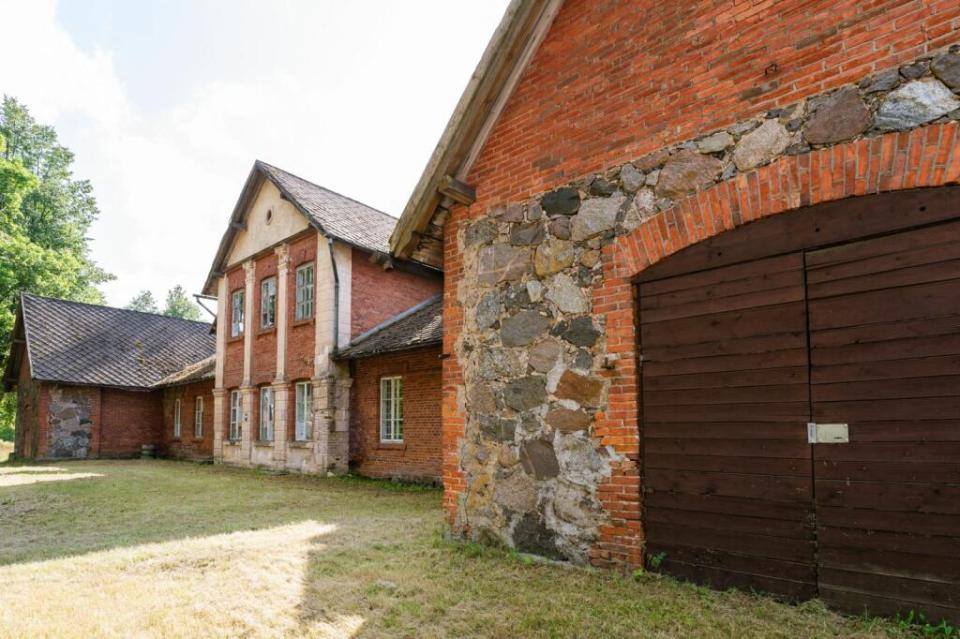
<box><xmin>588</xmin><ymin>121</ymin><xmax>960</xmax><ymax>569</ymax></box>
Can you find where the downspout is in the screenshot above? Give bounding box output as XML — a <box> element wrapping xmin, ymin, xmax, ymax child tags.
<box><xmin>326</xmin><ymin>236</ymin><xmax>340</xmax><ymax>355</ymax></box>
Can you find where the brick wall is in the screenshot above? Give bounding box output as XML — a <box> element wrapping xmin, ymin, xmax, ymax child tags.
<box><xmin>161</xmin><ymin>380</ymin><xmax>215</xmax><ymax>460</ymax></box>
<box><xmin>99</xmin><ymin>388</ymin><xmax>163</xmax><ymax>457</ymax></box>
<box><xmin>348</xmin><ymin>346</ymin><xmax>442</xmax><ymax>482</ymax></box>
<box><xmin>440</xmin><ymin>0</ymin><xmax>960</xmax><ymax>568</ymax></box>
<box><xmin>286</xmin><ymin>234</ymin><xmax>318</xmax><ymax>381</ymax></box>
<box><xmin>467</xmin><ymin>0</ymin><xmax>960</xmax><ymax>211</ymax></box>
<box><xmin>14</xmin><ymin>358</ymin><xmax>39</xmax><ymax>458</ymax></box>
<box><xmin>251</xmin><ymin>250</ymin><xmax>279</xmax><ymax>387</ymax></box>
<box><xmin>350</xmin><ymin>248</ymin><xmax>442</xmax><ymax>339</ymax></box>
<box><xmin>223</xmin><ymin>265</ymin><xmax>246</xmax><ymax>389</ymax></box>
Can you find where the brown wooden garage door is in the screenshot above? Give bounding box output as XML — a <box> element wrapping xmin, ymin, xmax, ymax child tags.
<box><xmin>807</xmin><ymin>219</ymin><xmax>960</xmax><ymax>622</ymax></box>
<box><xmin>639</xmin><ymin>253</ymin><xmax>816</xmax><ymax>599</ymax></box>
<box><xmin>639</xmin><ymin>193</ymin><xmax>960</xmax><ymax>622</ymax></box>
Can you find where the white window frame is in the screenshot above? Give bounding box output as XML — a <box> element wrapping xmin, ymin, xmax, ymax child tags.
<box><xmin>294</xmin><ymin>381</ymin><xmax>313</xmax><ymax>441</ymax></box>
<box><xmin>194</xmin><ymin>396</ymin><xmax>204</xmax><ymax>438</ymax></box>
<box><xmin>260</xmin><ymin>277</ymin><xmax>277</xmax><ymax>328</ymax></box>
<box><xmin>259</xmin><ymin>387</ymin><xmax>274</xmax><ymax>441</ymax></box>
<box><xmin>229</xmin><ymin>390</ymin><xmax>242</xmax><ymax>441</ymax></box>
<box><xmin>173</xmin><ymin>399</ymin><xmax>182</xmax><ymax>438</ymax></box>
<box><xmin>295</xmin><ymin>263</ymin><xmax>315</xmax><ymax>320</ymax></box>
<box><xmin>231</xmin><ymin>289</ymin><xmax>244</xmax><ymax>337</ymax></box>
<box><xmin>379</xmin><ymin>376</ymin><xmax>403</xmax><ymax>442</ymax></box>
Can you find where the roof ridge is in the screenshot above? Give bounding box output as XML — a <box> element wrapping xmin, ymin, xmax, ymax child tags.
<box><xmin>255</xmin><ymin>159</ymin><xmax>399</xmax><ymax>223</ymax></box>
<box><xmin>22</xmin><ymin>293</ymin><xmax>213</xmax><ymax>327</ymax></box>
<box><xmin>346</xmin><ymin>294</ymin><xmax>442</xmax><ymax>348</ymax></box>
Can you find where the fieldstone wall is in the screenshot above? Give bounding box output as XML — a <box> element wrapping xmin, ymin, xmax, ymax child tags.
<box><xmin>451</xmin><ymin>46</ymin><xmax>960</xmax><ymax>563</ymax></box>
<box><xmin>46</xmin><ymin>386</ymin><xmax>97</xmax><ymax>459</ymax></box>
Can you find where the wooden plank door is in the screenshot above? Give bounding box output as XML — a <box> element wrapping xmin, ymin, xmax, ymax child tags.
<box><xmin>639</xmin><ymin>253</ymin><xmax>817</xmax><ymax>599</ymax></box>
<box><xmin>806</xmin><ymin>220</ymin><xmax>960</xmax><ymax>623</ymax></box>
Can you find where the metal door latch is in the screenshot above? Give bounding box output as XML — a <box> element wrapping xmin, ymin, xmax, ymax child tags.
<box><xmin>807</xmin><ymin>422</ymin><xmax>849</xmax><ymax>444</ymax></box>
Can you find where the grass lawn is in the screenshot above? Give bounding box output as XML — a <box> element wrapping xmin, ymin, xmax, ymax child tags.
<box><xmin>0</xmin><ymin>460</ymin><xmax>919</xmax><ymax>638</ymax></box>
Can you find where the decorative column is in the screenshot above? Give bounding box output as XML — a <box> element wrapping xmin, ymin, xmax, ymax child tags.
<box><xmin>240</xmin><ymin>259</ymin><xmax>256</xmax><ymax>463</ymax></box>
<box><xmin>272</xmin><ymin>244</ymin><xmax>290</xmax><ymax>466</ymax></box>
<box><xmin>212</xmin><ymin>276</ymin><xmax>228</xmax><ymax>461</ymax></box>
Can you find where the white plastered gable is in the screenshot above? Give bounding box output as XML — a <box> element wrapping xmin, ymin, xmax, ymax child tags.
<box><xmin>226</xmin><ymin>179</ymin><xmax>310</xmax><ymax>266</ymax></box>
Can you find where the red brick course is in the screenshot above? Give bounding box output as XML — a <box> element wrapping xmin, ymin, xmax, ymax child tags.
<box><xmin>440</xmin><ymin>0</ymin><xmax>960</xmax><ymax>570</ymax></box>
<box><xmin>467</xmin><ymin>0</ymin><xmax>960</xmax><ymax>213</ymax></box>
<box><xmin>348</xmin><ymin>346</ymin><xmax>442</xmax><ymax>482</ymax></box>
<box><xmin>98</xmin><ymin>388</ymin><xmax>163</xmax><ymax>457</ymax></box>
<box><xmin>286</xmin><ymin>234</ymin><xmax>318</xmax><ymax>382</ymax></box>
<box><xmin>161</xmin><ymin>380</ymin><xmax>215</xmax><ymax>460</ymax></box>
<box><xmin>350</xmin><ymin>248</ymin><xmax>442</xmax><ymax>339</ymax></box>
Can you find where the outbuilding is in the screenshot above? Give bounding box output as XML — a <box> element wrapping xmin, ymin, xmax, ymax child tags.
<box><xmin>389</xmin><ymin>0</ymin><xmax>960</xmax><ymax>623</ymax></box>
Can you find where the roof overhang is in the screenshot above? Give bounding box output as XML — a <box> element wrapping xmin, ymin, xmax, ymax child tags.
<box><xmin>1</xmin><ymin>300</ymin><xmax>27</xmax><ymax>391</ymax></box>
<box><xmin>389</xmin><ymin>0</ymin><xmax>564</xmax><ymax>264</ymax></box>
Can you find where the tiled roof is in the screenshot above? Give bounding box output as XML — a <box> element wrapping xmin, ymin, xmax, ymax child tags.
<box><xmin>153</xmin><ymin>355</ymin><xmax>215</xmax><ymax>388</ymax></box>
<box><xmin>19</xmin><ymin>294</ymin><xmax>215</xmax><ymax>389</ymax></box>
<box><xmin>257</xmin><ymin>161</ymin><xmax>397</xmax><ymax>254</ymax></box>
<box><xmin>338</xmin><ymin>296</ymin><xmax>443</xmax><ymax>359</ymax></box>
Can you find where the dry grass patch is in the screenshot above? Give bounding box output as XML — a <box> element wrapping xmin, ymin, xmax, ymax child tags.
<box><xmin>0</xmin><ymin>460</ymin><xmax>920</xmax><ymax>638</ymax></box>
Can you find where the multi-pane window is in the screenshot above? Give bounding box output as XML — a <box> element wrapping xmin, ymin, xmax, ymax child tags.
<box><xmin>173</xmin><ymin>399</ymin><xmax>182</xmax><ymax>438</ymax></box>
<box><xmin>295</xmin><ymin>381</ymin><xmax>313</xmax><ymax>441</ymax></box>
<box><xmin>231</xmin><ymin>289</ymin><xmax>244</xmax><ymax>337</ymax></box>
<box><xmin>194</xmin><ymin>397</ymin><xmax>204</xmax><ymax>438</ymax></box>
<box><xmin>261</xmin><ymin>278</ymin><xmax>277</xmax><ymax>328</ymax></box>
<box><xmin>229</xmin><ymin>390</ymin><xmax>242</xmax><ymax>441</ymax></box>
<box><xmin>259</xmin><ymin>387</ymin><xmax>274</xmax><ymax>441</ymax></box>
<box><xmin>295</xmin><ymin>263</ymin><xmax>315</xmax><ymax>320</ymax></box>
<box><xmin>379</xmin><ymin>376</ymin><xmax>403</xmax><ymax>442</ymax></box>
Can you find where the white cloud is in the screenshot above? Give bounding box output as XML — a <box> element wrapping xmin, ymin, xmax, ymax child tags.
<box><xmin>0</xmin><ymin>0</ymin><xmax>509</xmax><ymax>307</ymax></box>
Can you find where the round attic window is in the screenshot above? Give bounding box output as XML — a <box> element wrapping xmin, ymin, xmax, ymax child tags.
<box><xmin>265</xmin><ymin>209</ymin><xmax>273</xmax><ymax>224</ymax></box>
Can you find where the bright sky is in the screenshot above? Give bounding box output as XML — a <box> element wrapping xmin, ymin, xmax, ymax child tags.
<box><xmin>0</xmin><ymin>0</ymin><xmax>510</xmax><ymax>307</ymax></box>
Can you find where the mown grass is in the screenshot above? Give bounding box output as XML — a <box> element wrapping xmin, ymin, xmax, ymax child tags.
<box><xmin>0</xmin><ymin>459</ymin><xmax>921</xmax><ymax>638</ymax></box>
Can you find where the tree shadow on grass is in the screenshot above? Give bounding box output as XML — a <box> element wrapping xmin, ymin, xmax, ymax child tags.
<box><xmin>0</xmin><ymin>459</ymin><xmax>440</xmax><ymax>569</ymax></box>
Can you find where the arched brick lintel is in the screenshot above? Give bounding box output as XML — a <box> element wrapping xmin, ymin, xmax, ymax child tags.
<box><xmin>588</xmin><ymin>121</ymin><xmax>960</xmax><ymax>570</ymax></box>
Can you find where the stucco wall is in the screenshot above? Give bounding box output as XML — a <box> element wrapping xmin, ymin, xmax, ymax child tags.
<box><xmin>227</xmin><ymin>179</ymin><xmax>309</xmax><ymax>266</ymax></box>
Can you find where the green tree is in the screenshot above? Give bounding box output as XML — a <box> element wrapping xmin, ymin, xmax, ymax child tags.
<box><xmin>163</xmin><ymin>285</ymin><xmax>201</xmax><ymax>321</ymax></box>
<box><xmin>126</xmin><ymin>290</ymin><xmax>159</xmax><ymax>314</ymax></box>
<box><xmin>0</xmin><ymin>96</ymin><xmax>113</xmax><ymax>440</ymax></box>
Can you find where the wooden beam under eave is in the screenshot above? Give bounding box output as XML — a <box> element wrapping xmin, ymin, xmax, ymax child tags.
<box><xmin>438</xmin><ymin>175</ymin><xmax>477</xmax><ymax>206</ymax></box>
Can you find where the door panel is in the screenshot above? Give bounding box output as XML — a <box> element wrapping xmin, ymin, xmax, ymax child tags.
<box><xmin>640</xmin><ymin>253</ymin><xmax>816</xmax><ymax>600</ymax></box>
<box><xmin>806</xmin><ymin>219</ymin><xmax>960</xmax><ymax>621</ymax></box>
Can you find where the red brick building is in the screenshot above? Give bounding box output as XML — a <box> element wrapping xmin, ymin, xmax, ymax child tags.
<box><xmin>390</xmin><ymin>0</ymin><xmax>960</xmax><ymax>623</ymax></box>
<box><xmin>340</xmin><ymin>296</ymin><xmax>443</xmax><ymax>483</ymax></box>
<box><xmin>202</xmin><ymin>161</ymin><xmax>442</xmax><ymax>474</ymax></box>
<box><xmin>3</xmin><ymin>294</ymin><xmax>215</xmax><ymax>460</ymax></box>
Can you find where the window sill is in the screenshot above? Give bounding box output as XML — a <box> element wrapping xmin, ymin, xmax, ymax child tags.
<box><xmin>254</xmin><ymin>440</ymin><xmax>274</xmax><ymax>447</ymax></box>
<box><xmin>171</xmin><ymin>437</ymin><xmax>182</xmax><ymax>442</ymax></box>
<box><xmin>227</xmin><ymin>334</ymin><xmax>244</xmax><ymax>344</ymax></box>
<box><xmin>378</xmin><ymin>440</ymin><xmax>406</xmax><ymax>450</ymax></box>
<box><xmin>258</xmin><ymin>326</ymin><xmax>276</xmax><ymax>336</ymax></box>
<box><xmin>289</xmin><ymin>441</ymin><xmax>312</xmax><ymax>448</ymax></box>
<box><xmin>292</xmin><ymin>317</ymin><xmax>314</xmax><ymax>328</ymax></box>
<box><xmin>225</xmin><ymin>440</ymin><xmax>241</xmax><ymax>446</ymax></box>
